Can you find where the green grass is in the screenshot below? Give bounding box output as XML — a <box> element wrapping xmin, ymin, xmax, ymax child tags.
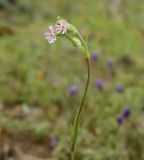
<box><xmin>0</xmin><ymin>0</ymin><xmax>144</xmax><ymax>159</ymax></box>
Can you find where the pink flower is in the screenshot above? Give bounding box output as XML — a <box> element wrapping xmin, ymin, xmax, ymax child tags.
<box><xmin>56</xmin><ymin>19</ymin><xmax>69</xmax><ymax>34</ymax></box>
<box><xmin>45</xmin><ymin>25</ymin><xmax>56</xmax><ymax>44</ymax></box>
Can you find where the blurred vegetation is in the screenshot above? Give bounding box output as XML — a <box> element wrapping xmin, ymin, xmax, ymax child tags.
<box><xmin>0</xmin><ymin>0</ymin><xmax>144</xmax><ymax>159</ymax></box>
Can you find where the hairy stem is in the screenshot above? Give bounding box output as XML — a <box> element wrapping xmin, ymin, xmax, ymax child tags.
<box><xmin>71</xmin><ymin>56</ymin><xmax>90</xmax><ymax>160</ymax></box>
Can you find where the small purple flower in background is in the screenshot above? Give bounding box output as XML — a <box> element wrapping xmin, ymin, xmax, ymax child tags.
<box><xmin>48</xmin><ymin>138</ymin><xmax>59</xmax><ymax>150</ymax></box>
<box><xmin>122</xmin><ymin>107</ymin><xmax>131</xmax><ymax>119</ymax></box>
<box><xmin>45</xmin><ymin>25</ymin><xmax>56</xmax><ymax>44</ymax></box>
<box><xmin>56</xmin><ymin>19</ymin><xmax>69</xmax><ymax>34</ymax></box>
<box><xmin>115</xmin><ymin>85</ymin><xmax>124</xmax><ymax>93</ymax></box>
<box><xmin>91</xmin><ymin>52</ymin><xmax>99</xmax><ymax>61</ymax></box>
<box><xmin>116</xmin><ymin>107</ymin><xmax>131</xmax><ymax>126</ymax></box>
<box><xmin>117</xmin><ymin>115</ymin><xmax>124</xmax><ymax>125</ymax></box>
<box><xmin>95</xmin><ymin>80</ymin><xmax>104</xmax><ymax>90</ymax></box>
<box><xmin>107</xmin><ymin>59</ymin><xmax>114</xmax><ymax>69</ymax></box>
<box><xmin>68</xmin><ymin>85</ymin><xmax>78</xmax><ymax>96</ymax></box>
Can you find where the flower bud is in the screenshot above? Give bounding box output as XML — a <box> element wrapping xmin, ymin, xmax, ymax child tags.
<box><xmin>71</xmin><ymin>37</ymin><xmax>85</xmax><ymax>53</ymax></box>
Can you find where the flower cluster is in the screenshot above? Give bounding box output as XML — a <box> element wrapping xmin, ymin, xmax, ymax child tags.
<box><xmin>107</xmin><ymin>59</ymin><xmax>114</xmax><ymax>69</ymax></box>
<box><xmin>56</xmin><ymin>19</ymin><xmax>69</xmax><ymax>34</ymax></box>
<box><xmin>91</xmin><ymin>52</ymin><xmax>99</xmax><ymax>61</ymax></box>
<box><xmin>68</xmin><ymin>85</ymin><xmax>78</xmax><ymax>96</ymax></box>
<box><xmin>45</xmin><ymin>18</ymin><xmax>70</xmax><ymax>44</ymax></box>
<box><xmin>45</xmin><ymin>26</ymin><xmax>56</xmax><ymax>44</ymax></box>
<box><xmin>95</xmin><ymin>80</ymin><xmax>104</xmax><ymax>90</ymax></box>
<box><xmin>44</xmin><ymin>17</ymin><xmax>89</xmax><ymax>58</ymax></box>
<box><xmin>117</xmin><ymin>107</ymin><xmax>131</xmax><ymax>125</ymax></box>
<box><xmin>115</xmin><ymin>85</ymin><xmax>124</xmax><ymax>93</ymax></box>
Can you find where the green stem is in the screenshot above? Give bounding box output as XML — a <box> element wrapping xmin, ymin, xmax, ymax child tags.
<box><xmin>71</xmin><ymin>150</ymin><xmax>75</xmax><ymax>160</ymax></box>
<box><xmin>76</xmin><ymin>31</ymin><xmax>89</xmax><ymax>57</ymax></box>
<box><xmin>71</xmin><ymin>56</ymin><xmax>90</xmax><ymax>160</ymax></box>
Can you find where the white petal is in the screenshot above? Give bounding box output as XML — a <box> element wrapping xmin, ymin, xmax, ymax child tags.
<box><xmin>49</xmin><ymin>25</ymin><xmax>55</xmax><ymax>33</ymax></box>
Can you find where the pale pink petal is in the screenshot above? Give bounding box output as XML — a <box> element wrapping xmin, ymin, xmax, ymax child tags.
<box><xmin>55</xmin><ymin>19</ymin><xmax>69</xmax><ymax>34</ymax></box>
<box><xmin>44</xmin><ymin>25</ymin><xmax>57</xmax><ymax>44</ymax></box>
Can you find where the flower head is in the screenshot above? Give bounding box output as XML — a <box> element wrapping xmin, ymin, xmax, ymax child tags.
<box><xmin>95</xmin><ymin>80</ymin><xmax>104</xmax><ymax>90</ymax></box>
<box><xmin>91</xmin><ymin>52</ymin><xmax>99</xmax><ymax>61</ymax></box>
<box><xmin>115</xmin><ymin>85</ymin><xmax>124</xmax><ymax>93</ymax></box>
<box><xmin>116</xmin><ymin>107</ymin><xmax>131</xmax><ymax>126</ymax></box>
<box><xmin>107</xmin><ymin>59</ymin><xmax>114</xmax><ymax>69</ymax></box>
<box><xmin>116</xmin><ymin>115</ymin><xmax>124</xmax><ymax>125</ymax></box>
<box><xmin>45</xmin><ymin>25</ymin><xmax>56</xmax><ymax>44</ymax></box>
<box><xmin>68</xmin><ymin>85</ymin><xmax>78</xmax><ymax>96</ymax></box>
<box><xmin>44</xmin><ymin>17</ymin><xmax>89</xmax><ymax>57</ymax></box>
<box><xmin>56</xmin><ymin>19</ymin><xmax>69</xmax><ymax>34</ymax></box>
<box><xmin>122</xmin><ymin>107</ymin><xmax>131</xmax><ymax>119</ymax></box>
<box><xmin>48</xmin><ymin>138</ymin><xmax>59</xmax><ymax>150</ymax></box>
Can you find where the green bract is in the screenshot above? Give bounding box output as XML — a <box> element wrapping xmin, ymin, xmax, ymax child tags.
<box><xmin>71</xmin><ymin>37</ymin><xmax>85</xmax><ymax>53</ymax></box>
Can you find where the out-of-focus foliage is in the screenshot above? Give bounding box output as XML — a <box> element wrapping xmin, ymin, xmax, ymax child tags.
<box><xmin>0</xmin><ymin>0</ymin><xmax>144</xmax><ymax>159</ymax></box>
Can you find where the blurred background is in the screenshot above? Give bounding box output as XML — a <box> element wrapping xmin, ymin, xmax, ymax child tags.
<box><xmin>0</xmin><ymin>0</ymin><xmax>144</xmax><ymax>159</ymax></box>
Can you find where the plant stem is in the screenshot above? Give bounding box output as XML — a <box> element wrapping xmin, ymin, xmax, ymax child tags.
<box><xmin>71</xmin><ymin>56</ymin><xmax>90</xmax><ymax>160</ymax></box>
<box><xmin>71</xmin><ymin>150</ymin><xmax>75</xmax><ymax>160</ymax></box>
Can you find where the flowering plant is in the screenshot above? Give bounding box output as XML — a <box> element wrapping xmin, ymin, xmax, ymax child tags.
<box><xmin>45</xmin><ymin>17</ymin><xmax>90</xmax><ymax>160</ymax></box>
